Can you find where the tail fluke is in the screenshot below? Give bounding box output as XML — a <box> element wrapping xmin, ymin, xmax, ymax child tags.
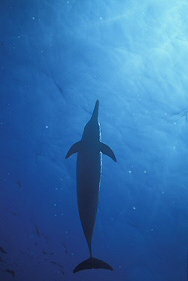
<box><xmin>73</xmin><ymin>257</ymin><xmax>113</xmax><ymax>273</ymax></box>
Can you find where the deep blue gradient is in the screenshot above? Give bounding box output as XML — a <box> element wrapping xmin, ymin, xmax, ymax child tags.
<box><xmin>1</xmin><ymin>1</ymin><xmax>188</xmax><ymax>280</ymax></box>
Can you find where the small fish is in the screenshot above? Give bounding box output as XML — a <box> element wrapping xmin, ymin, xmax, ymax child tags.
<box><xmin>0</xmin><ymin>246</ymin><xmax>7</xmax><ymax>254</ymax></box>
<box><xmin>15</xmin><ymin>180</ymin><xmax>22</xmax><ymax>189</ymax></box>
<box><xmin>50</xmin><ymin>261</ymin><xmax>64</xmax><ymax>269</ymax></box>
<box><xmin>35</xmin><ymin>225</ymin><xmax>40</xmax><ymax>235</ymax></box>
<box><xmin>62</xmin><ymin>243</ymin><xmax>68</xmax><ymax>254</ymax></box>
<box><xmin>5</xmin><ymin>269</ymin><xmax>16</xmax><ymax>278</ymax></box>
<box><xmin>42</xmin><ymin>250</ymin><xmax>54</xmax><ymax>256</ymax></box>
<box><xmin>60</xmin><ymin>269</ymin><xmax>65</xmax><ymax>275</ymax></box>
<box><xmin>0</xmin><ymin>258</ymin><xmax>12</xmax><ymax>266</ymax></box>
<box><xmin>31</xmin><ymin>221</ymin><xmax>40</xmax><ymax>235</ymax></box>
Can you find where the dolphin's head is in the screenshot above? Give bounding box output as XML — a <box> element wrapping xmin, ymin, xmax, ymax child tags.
<box><xmin>82</xmin><ymin>100</ymin><xmax>100</xmax><ymax>141</ymax></box>
<box><xmin>91</xmin><ymin>100</ymin><xmax>99</xmax><ymax>122</ymax></box>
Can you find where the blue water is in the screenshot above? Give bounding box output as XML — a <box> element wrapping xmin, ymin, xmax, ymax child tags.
<box><xmin>1</xmin><ymin>0</ymin><xmax>188</xmax><ymax>280</ymax></box>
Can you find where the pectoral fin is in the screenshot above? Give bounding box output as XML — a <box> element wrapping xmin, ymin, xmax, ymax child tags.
<box><xmin>100</xmin><ymin>142</ymin><xmax>117</xmax><ymax>162</ymax></box>
<box><xmin>65</xmin><ymin>141</ymin><xmax>82</xmax><ymax>159</ymax></box>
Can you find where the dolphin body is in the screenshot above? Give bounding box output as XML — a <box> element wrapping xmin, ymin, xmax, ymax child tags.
<box><xmin>65</xmin><ymin>100</ymin><xmax>117</xmax><ymax>273</ymax></box>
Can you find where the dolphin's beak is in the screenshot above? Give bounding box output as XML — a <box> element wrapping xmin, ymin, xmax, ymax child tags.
<box><xmin>91</xmin><ymin>100</ymin><xmax>99</xmax><ymax>121</ymax></box>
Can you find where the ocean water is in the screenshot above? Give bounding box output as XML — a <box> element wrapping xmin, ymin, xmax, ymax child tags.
<box><xmin>1</xmin><ymin>0</ymin><xmax>188</xmax><ymax>280</ymax></box>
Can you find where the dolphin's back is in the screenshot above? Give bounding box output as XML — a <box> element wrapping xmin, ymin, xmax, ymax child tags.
<box><xmin>77</xmin><ymin>143</ymin><xmax>101</xmax><ymax>248</ymax></box>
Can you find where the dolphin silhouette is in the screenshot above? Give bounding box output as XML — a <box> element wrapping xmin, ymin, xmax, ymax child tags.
<box><xmin>65</xmin><ymin>100</ymin><xmax>117</xmax><ymax>273</ymax></box>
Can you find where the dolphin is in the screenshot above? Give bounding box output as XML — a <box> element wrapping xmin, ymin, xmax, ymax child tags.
<box><xmin>65</xmin><ymin>100</ymin><xmax>117</xmax><ymax>273</ymax></box>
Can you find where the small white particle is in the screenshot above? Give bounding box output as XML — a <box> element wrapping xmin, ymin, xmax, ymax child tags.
<box><xmin>144</xmin><ymin>170</ymin><xmax>146</xmax><ymax>173</ymax></box>
<box><xmin>151</xmin><ymin>228</ymin><xmax>154</xmax><ymax>231</ymax></box>
<box><xmin>128</xmin><ymin>170</ymin><xmax>132</xmax><ymax>174</ymax></box>
<box><xmin>54</xmin><ymin>203</ymin><xmax>57</xmax><ymax>207</ymax></box>
<box><xmin>32</xmin><ymin>17</ymin><xmax>35</xmax><ymax>20</ymax></box>
<box><xmin>133</xmin><ymin>206</ymin><xmax>136</xmax><ymax>210</ymax></box>
<box><xmin>45</xmin><ymin>125</ymin><xmax>48</xmax><ymax>129</ymax></box>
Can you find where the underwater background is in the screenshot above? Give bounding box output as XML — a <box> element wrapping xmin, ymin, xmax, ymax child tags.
<box><xmin>1</xmin><ymin>0</ymin><xmax>188</xmax><ymax>280</ymax></box>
